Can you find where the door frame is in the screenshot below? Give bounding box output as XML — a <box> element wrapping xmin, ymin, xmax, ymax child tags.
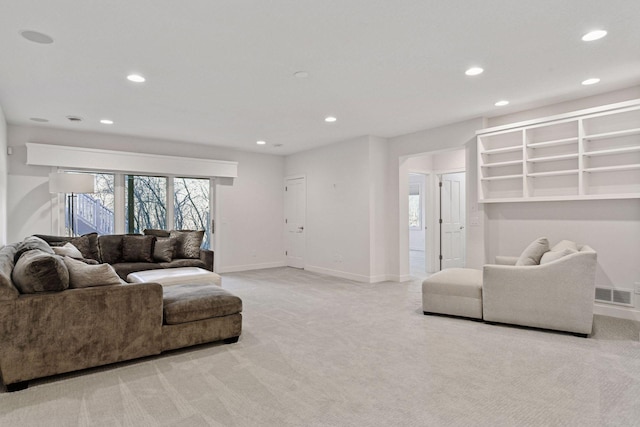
<box><xmin>284</xmin><ymin>174</ymin><xmax>306</xmax><ymax>268</ymax></box>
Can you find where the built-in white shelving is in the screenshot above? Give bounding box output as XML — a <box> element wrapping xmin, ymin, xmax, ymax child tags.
<box><xmin>477</xmin><ymin>99</ymin><xmax>640</xmax><ymax>202</ymax></box>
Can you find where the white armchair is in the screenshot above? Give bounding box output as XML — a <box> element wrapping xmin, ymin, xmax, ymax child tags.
<box><xmin>482</xmin><ymin>244</ymin><xmax>597</xmax><ymax>336</ymax></box>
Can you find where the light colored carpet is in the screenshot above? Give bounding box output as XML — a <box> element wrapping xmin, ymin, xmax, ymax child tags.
<box><xmin>1</xmin><ymin>267</ymin><xmax>640</xmax><ymax>426</ymax></box>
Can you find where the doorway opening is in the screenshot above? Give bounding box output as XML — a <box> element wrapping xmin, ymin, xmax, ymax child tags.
<box><xmin>405</xmin><ymin>147</ymin><xmax>466</xmax><ymax>278</ymax></box>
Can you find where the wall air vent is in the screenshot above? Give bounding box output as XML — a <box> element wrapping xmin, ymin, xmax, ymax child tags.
<box><xmin>595</xmin><ymin>286</ymin><xmax>634</xmax><ymax>307</ymax></box>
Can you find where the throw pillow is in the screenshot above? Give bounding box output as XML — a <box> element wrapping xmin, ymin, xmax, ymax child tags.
<box><xmin>169</xmin><ymin>230</ymin><xmax>204</xmax><ymax>259</ymax></box>
<box><xmin>153</xmin><ymin>237</ymin><xmax>176</xmax><ymax>262</ymax></box>
<box><xmin>144</xmin><ymin>229</ymin><xmax>171</xmax><ymax>238</ymax></box>
<box><xmin>98</xmin><ymin>235</ymin><xmax>124</xmax><ymax>264</ymax></box>
<box><xmin>12</xmin><ymin>250</ymin><xmax>69</xmax><ymax>293</ymax></box>
<box><xmin>550</xmin><ymin>240</ymin><xmax>579</xmax><ymax>252</ymax></box>
<box><xmin>0</xmin><ymin>244</ymin><xmax>19</xmax><ymax>300</ymax></box>
<box><xmin>14</xmin><ymin>235</ymin><xmax>55</xmax><ymax>262</ymax></box>
<box><xmin>540</xmin><ymin>247</ymin><xmax>578</xmax><ymax>265</ymax></box>
<box><xmin>122</xmin><ymin>235</ymin><xmax>155</xmax><ymax>263</ymax></box>
<box><xmin>515</xmin><ymin>237</ymin><xmax>550</xmax><ymax>266</ymax></box>
<box><xmin>70</xmin><ymin>233</ymin><xmax>101</xmax><ymax>262</ymax></box>
<box><xmin>52</xmin><ymin>242</ymin><xmax>84</xmax><ymax>259</ymax></box>
<box><xmin>63</xmin><ymin>256</ymin><xmax>122</xmax><ymax>288</ymax></box>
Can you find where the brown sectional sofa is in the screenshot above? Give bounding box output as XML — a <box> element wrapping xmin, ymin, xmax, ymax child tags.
<box><xmin>0</xmin><ymin>233</ymin><xmax>242</xmax><ymax>392</ymax></box>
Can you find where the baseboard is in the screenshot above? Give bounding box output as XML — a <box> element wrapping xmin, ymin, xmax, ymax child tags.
<box><xmin>217</xmin><ymin>261</ymin><xmax>286</xmax><ymax>274</ymax></box>
<box><xmin>304</xmin><ymin>265</ymin><xmax>373</xmax><ymax>283</ymax></box>
<box><xmin>594</xmin><ymin>303</ymin><xmax>640</xmax><ymax>321</ymax></box>
<box><xmin>382</xmin><ymin>274</ymin><xmax>414</xmax><ymax>283</ymax></box>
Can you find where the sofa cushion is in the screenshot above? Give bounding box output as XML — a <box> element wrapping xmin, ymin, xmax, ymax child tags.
<box><xmin>12</xmin><ymin>250</ymin><xmax>69</xmax><ymax>293</ymax></box>
<box><xmin>163</xmin><ymin>284</ymin><xmax>242</xmax><ymax>325</ymax></box>
<box><xmin>71</xmin><ymin>233</ymin><xmax>101</xmax><ymax>262</ymax></box>
<box><xmin>98</xmin><ymin>234</ymin><xmax>124</xmax><ymax>264</ymax></box>
<box><xmin>15</xmin><ymin>235</ymin><xmax>55</xmax><ymax>262</ymax></box>
<box><xmin>112</xmin><ymin>262</ymin><xmax>165</xmax><ymax>280</ymax></box>
<box><xmin>122</xmin><ymin>235</ymin><xmax>155</xmax><ymax>263</ymax></box>
<box><xmin>52</xmin><ymin>242</ymin><xmax>83</xmax><ymax>259</ymax></box>
<box><xmin>153</xmin><ymin>237</ymin><xmax>175</xmax><ymax>262</ymax></box>
<box><xmin>170</xmin><ymin>230</ymin><xmax>204</xmax><ymax>259</ymax></box>
<box><xmin>159</xmin><ymin>258</ymin><xmax>207</xmax><ymax>270</ymax></box>
<box><xmin>516</xmin><ymin>237</ymin><xmax>549</xmax><ymax>266</ymax></box>
<box><xmin>0</xmin><ymin>244</ymin><xmax>20</xmax><ymax>300</ymax></box>
<box><xmin>144</xmin><ymin>229</ymin><xmax>170</xmax><ymax>238</ymax></box>
<box><xmin>63</xmin><ymin>256</ymin><xmax>122</xmax><ymax>288</ymax></box>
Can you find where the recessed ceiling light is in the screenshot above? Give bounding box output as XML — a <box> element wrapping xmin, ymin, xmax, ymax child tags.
<box><xmin>582</xmin><ymin>30</ymin><xmax>607</xmax><ymax>42</ymax></box>
<box><xmin>495</xmin><ymin>100</ymin><xmax>509</xmax><ymax>107</ymax></box>
<box><xmin>294</xmin><ymin>71</ymin><xmax>309</xmax><ymax>79</ymax></box>
<box><xmin>29</xmin><ymin>117</ymin><xmax>49</xmax><ymax>122</ymax></box>
<box><xmin>325</xmin><ymin>116</ymin><xmax>337</xmax><ymax>123</ymax></box>
<box><xmin>256</xmin><ymin>140</ymin><xmax>266</xmax><ymax>145</ymax></box>
<box><xmin>465</xmin><ymin>67</ymin><xmax>484</xmax><ymax>76</ymax></box>
<box><xmin>20</xmin><ymin>30</ymin><xmax>54</xmax><ymax>44</ymax></box>
<box><xmin>100</xmin><ymin>119</ymin><xmax>114</xmax><ymax>125</ymax></box>
<box><xmin>582</xmin><ymin>78</ymin><xmax>600</xmax><ymax>86</ymax></box>
<box><xmin>127</xmin><ymin>74</ymin><xmax>146</xmax><ymax>83</ymax></box>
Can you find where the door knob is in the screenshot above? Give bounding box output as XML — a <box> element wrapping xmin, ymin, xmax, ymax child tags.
<box><xmin>298</xmin><ymin>226</ymin><xmax>304</xmax><ymax>231</ymax></box>
<box><xmin>459</xmin><ymin>226</ymin><xmax>465</xmax><ymax>230</ymax></box>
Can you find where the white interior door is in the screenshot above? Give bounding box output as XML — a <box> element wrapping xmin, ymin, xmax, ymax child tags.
<box><xmin>285</xmin><ymin>177</ymin><xmax>305</xmax><ymax>268</ymax></box>
<box><xmin>440</xmin><ymin>172</ymin><xmax>466</xmax><ymax>269</ymax></box>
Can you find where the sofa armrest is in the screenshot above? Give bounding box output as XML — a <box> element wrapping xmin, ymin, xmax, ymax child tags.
<box><xmin>483</xmin><ymin>251</ymin><xmax>597</xmax><ymax>334</ymax></box>
<box><xmin>494</xmin><ymin>256</ymin><xmax>519</xmax><ymax>265</ymax></box>
<box><xmin>200</xmin><ymin>249</ymin><xmax>214</xmax><ymax>271</ymax></box>
<box><xmin>0</xmin><ymin>282</ymin><xmax>163</xmax><ymax>385</ymax></box>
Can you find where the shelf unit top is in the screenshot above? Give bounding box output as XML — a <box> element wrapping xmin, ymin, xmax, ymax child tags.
<box><xmin>477</xmin><ymin>98</ymin><xmax>640</xmax><ymax>136</ymax></box>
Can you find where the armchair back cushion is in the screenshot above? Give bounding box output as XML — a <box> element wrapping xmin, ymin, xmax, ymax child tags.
<box><xmin>515</xmin><ymin>237</ymin><xmax>549</xmax><ymax>266</ymax></box>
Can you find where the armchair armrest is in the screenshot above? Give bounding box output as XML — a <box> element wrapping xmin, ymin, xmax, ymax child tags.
<box><xmin>482</xmin><ymin>250</ymin><xmax>597</xmax><ymax>334</ymax></box>
<box><xmin>199</xmin><ymin>249</ymin><xmax>214</xmax><ymax>271</ymax></box>
<box><xmin>494</xmin><ymin>255</ymin><xmax>519</xmax><ymax>265</ymax></box>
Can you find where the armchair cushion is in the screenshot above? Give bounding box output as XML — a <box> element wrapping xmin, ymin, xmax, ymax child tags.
<box><xmin>540</xmin><ymin>247</ymin><xmax>577</xmax><ymax>264</ymax></box>
<box><xmin>515</xmin><ymin>237</ymin><xmax>549</xmax><ymax>266</ymax></box>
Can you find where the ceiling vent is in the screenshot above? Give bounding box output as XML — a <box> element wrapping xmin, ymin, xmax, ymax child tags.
<box><xmin>595</xmin><ymin>287</ymin><xmax>633</xmax><ymax>307</ymax></box>
<box><xmin>66</xmin><ymin>115</ymin><xmax>83</xmax><ymax>122</ymax></box>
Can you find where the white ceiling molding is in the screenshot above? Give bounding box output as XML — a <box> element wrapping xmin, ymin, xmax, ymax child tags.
<box><xmin>26</xmin><ymin>143</ymin><xmax>238</xmax><ymax>178</ymax></box>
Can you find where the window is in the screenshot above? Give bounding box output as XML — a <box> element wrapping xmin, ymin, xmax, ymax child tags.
<box><xmin>174</xmin><ymin>177</ymin><xmax>210</xmax><ymax>249</ymax></box>
<box><xmin>408</xmin><ymin>183</ymin><xmax>421</xmax><ymax>229</ymax></box>
<box><xmin>64</xmin><ymin>172</ymin><xmax>115</xmax><ymax>236</ymax></box>
<box><xmin>125</xmin><ymin>175</ymin><xmax>167</xmax><ymax>234</ymax></box>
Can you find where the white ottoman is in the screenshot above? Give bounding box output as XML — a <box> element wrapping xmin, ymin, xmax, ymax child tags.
<box><xmin>422</xmin><ymin>268</ymin><xmax>483</xmax><ymax>319</ymax></box>
<box><xmin>127</xmin><ymin>267</ymin><xmax>222</xmax><ymax>287</ymax></box>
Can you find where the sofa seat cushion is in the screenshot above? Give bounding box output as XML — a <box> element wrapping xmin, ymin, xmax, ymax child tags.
<box><xmin>111</xmin><ymin>262</ymin><xmax>165</xmax><ymax>280</ymax></box>
<box><xmin>163</xmin><ymin>284</ymin><xmax>242</xmax><ymax>325</ymax></box>
<box><xmin>422</xmin><ymin>268</ymin><xmax>483</xmax><ymax>319</ymax></box>
<box><xmin>159</xmin><ymin>258</ymin><xmax>207</xmax><ymax>270</ymax></box>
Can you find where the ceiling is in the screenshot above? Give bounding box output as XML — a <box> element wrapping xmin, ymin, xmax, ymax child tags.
<box><xmin>1</xmin><ymin>1</ymin><xmax>639</xmax><ymax>155</ymax></box>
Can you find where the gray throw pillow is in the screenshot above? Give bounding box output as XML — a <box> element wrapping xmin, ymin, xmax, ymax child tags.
<box><xmin>122</xmin><ymin>235</ymin><xmax>155</xmax><ymax>263</ymax></box>
<box><xmin>12</xmin><ymin>250</ymin><xmax>69</xmax><ymax>293</ymax></box>
<box><xmin>144</xmin><ymin>229</ymin><xmax>171</xmax><ymax>238</ymax></box>
<box><xmin>169</xmin><ymin>230</ymin><xmax>204</xmax><ymax>259</ymax></box>
<box><xmin>63</xmin><ymin>256</ymin><xmax>122</xmax><ymax>288</ymax></box>
<box><xmin>0</xmin><ymin>244</ymin><xmax>19</xmax><ymax>300</ymax></box>
<box><xmin>540</xmin><ymin>247</ymin><xmax>578</xmax><ymax>265</ymax></box>
<box><xmin>98</xmin><ymin>235</ymin><xmax>124</xmax><ymax>264</ymax></box>
<box><xmin>52</xmin><ymin>242</ymin><xmax>84</xmax><ymax>259</ymax></box>
<box><xmin>70</xmin><ymin>233</ymin><xmax>101</xmax><ymax>262</ymax></box>
<box><xmin>515</xmin><ymin>237</ymin><xmax>550</xmax><ymax>266</ymax></box>
<box><xmin>153</xmin><ymin>237</ymin><xmax>176</xmax><ymax>262</ymax></box>
<box><xmin>14</xmin><ymin>235</ymin><xmax>55</xmax><ymax>262</ymax></box>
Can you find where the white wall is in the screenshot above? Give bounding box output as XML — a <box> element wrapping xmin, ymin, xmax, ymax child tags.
<box><xmin>285</xmin><ymin>136</ymin><xmax>376</xmax><ymax>281</ymax></box>
<box><xmin>0</xmin><ymin>105</ymin><xmax>7</xmax><ymax>245</ymax></box>
<box><xmin>388</xmin><ymin>118</ymin><xmax>486</xmax><ymax>280</ymax></box>
<box><xmin>484</xmin><ymin>86</ymin><xmax>640</xmax><ymax>318</ymax></box>
<box><xmin>6</xmin><ymin>125</ymin><xmax>285</xmax><ymax>273</ymax></box>
<box><xmin>369</xmin><ymin>136</ymin><xmax>388</xmax><ymax>281</ymax></box>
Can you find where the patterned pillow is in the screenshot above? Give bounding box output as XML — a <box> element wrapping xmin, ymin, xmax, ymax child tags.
<box><xmin>169</xmin><ymin>230</ymin><xmax>204</xmax><ymax>259</ymax></box>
